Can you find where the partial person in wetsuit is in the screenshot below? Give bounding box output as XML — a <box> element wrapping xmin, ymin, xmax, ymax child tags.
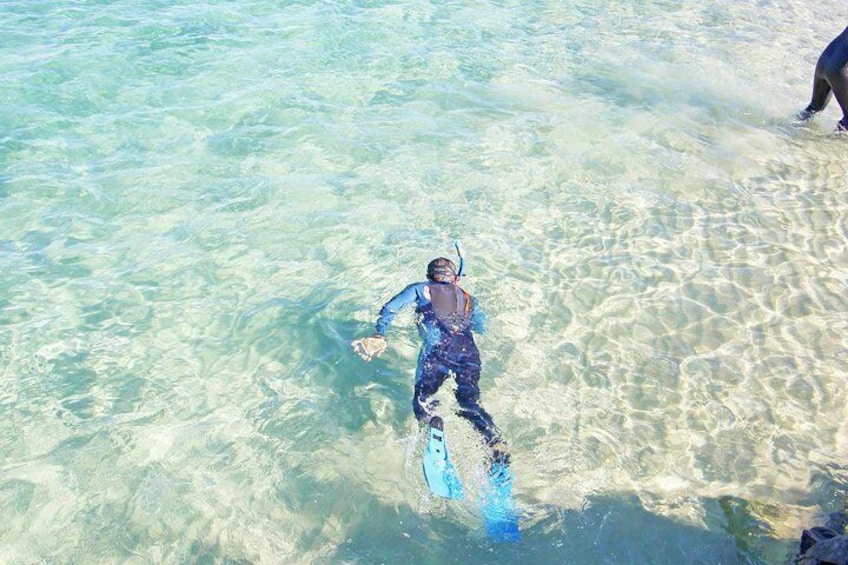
<box><xmin>798</xmin><ymin>26</ymin><xmax>848</xmax><ymax>132</ymax></box>
<box><xmin>797</xmin><ymin>510</ymin><xmax>848</xmax><ymax>565</ymax></box>
<box><xmin>352</xmin><ymin>257</ymin><xmax>508</xmax><ymax>463</ymax></box>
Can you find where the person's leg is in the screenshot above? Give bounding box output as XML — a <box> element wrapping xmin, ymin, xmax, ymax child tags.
<box><xmin>454</xmin><ymin>366</ymin><xmax>511</xmax><ymax>466</ymax></box>
<box><xmin>413</xmin><ymin>351</ymin><xmax>448</xmax><ymax>425</ymax></box>
<box><xmin>828</xmin><ymin>69</ymin><xmax>848</xmax><ymax>131</ymax></box>
<box><xmin>452</xmin><ymin>351</ymin><xmax>501</xmax><ymax>446</ymax></box>
<box><xmin>801</xmin><ymin>75</ymin><xmax>833</xmax><ymax>119</ymax></box>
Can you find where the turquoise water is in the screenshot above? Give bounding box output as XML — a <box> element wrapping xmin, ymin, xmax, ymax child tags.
<box><xmin>3</xmin><ymin>1</ymin><xmax>848</xmax><ymax>563</ymax></box>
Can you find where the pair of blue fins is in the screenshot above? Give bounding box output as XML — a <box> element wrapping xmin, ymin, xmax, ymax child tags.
<box><xmin>422</xmin><ymin>416</ymin><xmax>521</xmax><ymax>543</ymax></box>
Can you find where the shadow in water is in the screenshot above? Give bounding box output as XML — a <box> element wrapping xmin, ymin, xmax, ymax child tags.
<box><xmin>323</xmin><ymin>490</ymin><xmax>797</xmax><ymax>565</ymax></box>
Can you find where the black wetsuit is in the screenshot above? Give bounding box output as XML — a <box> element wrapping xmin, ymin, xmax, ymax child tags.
<box><xmin>797</xmin><ymin>511</ymin><xmax>848</xmax><ymax>565</ymax></box>
<box><xmin>374</xmin><ymin>280</ymin><xmax>502</xmax><ymax>446</ymax></box>
<box><xmin>803</xmin><ymin>26</ymin><xmax>848</xmax><ymax>129</ymax></box>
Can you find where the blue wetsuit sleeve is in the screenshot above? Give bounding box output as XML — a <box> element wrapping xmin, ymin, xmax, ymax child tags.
<box><xmin>375</xmin><ymin>283</ymin><xmax>422</xmax><ymax>336</ymax></box>
<box><xmin>471</xmin><ymin>296</ymin><xmax>487</xmax><ymax>334</ymax></box>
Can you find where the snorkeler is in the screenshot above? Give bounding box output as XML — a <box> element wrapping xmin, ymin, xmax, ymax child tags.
<box><xmin>351</xmin><ymin>254</ymin><xmax>509</xmax><ymax>464</ymax></box>
<box><xmin>352</xmin><ymin>251</ymin><xmax>521</xmax><ymax>540</ymax></box>
<box><xmin>798</xmin><ymin>25</ymin><xmax>848</xmax><ymax>132</ymax></box>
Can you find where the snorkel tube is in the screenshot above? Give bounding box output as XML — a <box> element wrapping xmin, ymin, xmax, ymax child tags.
<box><xmin>454</xmin><ymin>241</ymin><xmax>466</xmax><ymax>279</ymax></box>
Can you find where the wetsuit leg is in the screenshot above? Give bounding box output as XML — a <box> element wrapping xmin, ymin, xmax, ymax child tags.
<box><xmin>805</xmin><ymin>73</ymin><xmax>832</xmax><ymax>115</ymax></box>
<box><xmin>828</xmin><ymin>67</ymin><xmax>848</xmax><ymax>129</ymax></box>
<box><xmin>451</xmin><ymin>349</ymin><xmax>501</xmax><ymax>446</ymax></box>
<box><xmin>413</xmin><ymin>351</ymin><xmax>449</xmax><ymax>424</ymax></box>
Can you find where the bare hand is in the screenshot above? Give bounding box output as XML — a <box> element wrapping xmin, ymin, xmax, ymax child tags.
<box><xmin>351</xmin><ymin>336</ymin><xmax>387</xmax><ymax>362</ymax></box>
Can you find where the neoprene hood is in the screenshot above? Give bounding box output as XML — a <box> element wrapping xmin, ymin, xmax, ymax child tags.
<box><xmin>427</xmin><ymin>258</ymin><xmax>458</xmax><ymax>283</ymax></box>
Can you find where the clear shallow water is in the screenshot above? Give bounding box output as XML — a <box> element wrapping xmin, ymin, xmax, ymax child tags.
<box><xmin>2</xmin><ymin>0</ymin><xmax>848</xmax><ymax>563</ymax></box>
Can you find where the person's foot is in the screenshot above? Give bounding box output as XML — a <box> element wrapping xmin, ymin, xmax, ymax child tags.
<box><xmin>836</xmin><ymin>117</ymin><xmax>848</xmax><ymax>134</ymax></box>
<box><xmin>797</xmin><ymin>106</ymin><xmax>817</xmax><ymax>122</ymax></box>
<box><xmin>488</xmin><ymin>440</ymin><xmax>511</xmax><ymax>466</ymax></box>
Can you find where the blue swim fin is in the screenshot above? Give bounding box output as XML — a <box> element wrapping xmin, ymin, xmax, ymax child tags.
<box><xmin>479</xmin><ymin>462</ymin><xmax>521</xmax><ymax>542</ymax></box>
<box><xmin>422</xmin><ymin>417</ymin><xmax>464</xmax><ymax>499</ymax></box>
